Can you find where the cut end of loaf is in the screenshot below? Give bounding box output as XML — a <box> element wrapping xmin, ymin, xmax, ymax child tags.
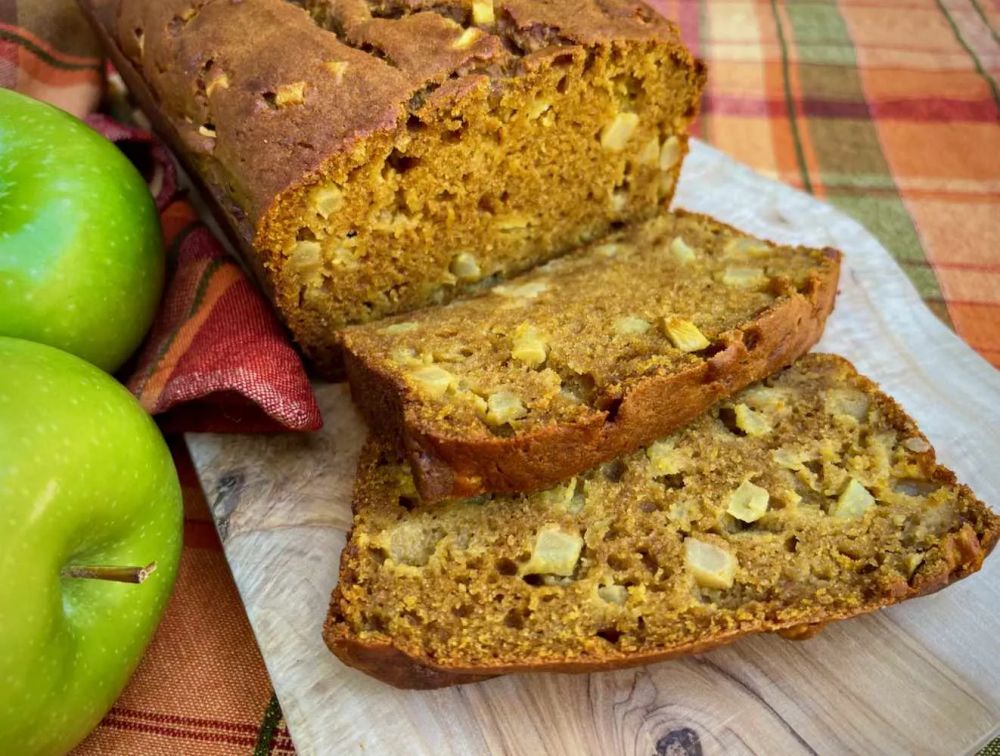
<box><xmin>271</xmin><ymin>38</ymin><xmax>703</xmax><ymax>371</ymax></box>
<box><xmin>326</xmin><ymin>354</ymin><xmax>999</xmax><ymax>687</ymax></box>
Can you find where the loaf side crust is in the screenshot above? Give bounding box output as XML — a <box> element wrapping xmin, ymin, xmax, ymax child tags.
<box><xmin>79</xmin><ymin>0</ymin><xmax>269</xmax><ymax>289</ymax></box>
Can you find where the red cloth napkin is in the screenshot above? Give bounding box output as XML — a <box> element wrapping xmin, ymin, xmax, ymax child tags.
<box><xmin>2</xmin><ymin>10</ymin><xmax>321</xmax><ymax>434</ymax></box>
<box><xmin>89</xmin><ymin>115</ymin><xmax>322</xmax><ymax>432</ymax></box>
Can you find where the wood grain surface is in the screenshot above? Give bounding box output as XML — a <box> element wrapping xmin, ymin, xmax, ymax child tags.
<box><xmin>187</xmin><ymin>140</ymin><xmax>1000</xmax><ymax>755</ymax></box>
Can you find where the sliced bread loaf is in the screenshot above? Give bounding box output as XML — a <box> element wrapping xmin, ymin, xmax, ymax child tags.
<box><xmin>85</xmin><ymin>0</ymin><xmax>705</xmax><ymax>375</ymax></box>
<box><xmin>325</xmin><ymin>354</ymin><xmax>999</xmax><ymax>689</ymax></box>
<box><xmin>341</xmin><ymin>211</ymin><xmax>840</xmax><ymax>501</ymax></box>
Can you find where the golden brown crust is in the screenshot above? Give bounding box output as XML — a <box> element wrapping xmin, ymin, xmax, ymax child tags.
<box><xmin>80</xmin><ymin>0</ymin><xmax>283</xmax><ymax>297</ymax></box>
<box><xmin>343</xmin><ymin>210</ymin><xmax>842</xmax><ymax>502</ymax></box>
<box><xmin>324</xmin><ymin>354</ymin><xmax>1000</xmax><ymax>689</ymax></box>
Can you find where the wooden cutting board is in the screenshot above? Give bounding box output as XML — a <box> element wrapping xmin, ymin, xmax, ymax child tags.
<box><xmin>187</xmin><ymin>140</ymin><xmax>1000</xmax><ymax>755</ymax></box>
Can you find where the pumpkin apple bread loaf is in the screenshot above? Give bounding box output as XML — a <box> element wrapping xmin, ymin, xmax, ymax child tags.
<box><xmin>340</xmin><ymin>210</ymin><xmax>841</xmax><ymax>502</ymax></box>
<box><xmin>325</xmin><ymin>354</ymin><xmax>999</xmax><ymax>689</ymax></box>
<box><xmin>83</xmin><ymin>0</ymin><xmax>705</xmax><ymax>375</ymax></box>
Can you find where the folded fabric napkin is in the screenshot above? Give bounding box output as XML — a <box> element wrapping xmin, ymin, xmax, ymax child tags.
<box><xmin>1</xmin><ymin>0</ymin><xmax>321</xmax><ymax>433</ymax></box>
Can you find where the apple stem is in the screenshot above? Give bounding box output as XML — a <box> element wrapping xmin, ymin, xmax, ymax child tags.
<box><xmin>60</xmin><ymin>561</ymin><xmax>157</xmax><ymax>584</ymax></box>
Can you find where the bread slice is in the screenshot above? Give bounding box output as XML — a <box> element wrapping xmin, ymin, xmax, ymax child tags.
<box><xmin>83</xmin><ymin>0</ymin><xmax>705</xmax><ymax>376</ymax></box>
<box><xmin>324</xmin><ymin>354</ymin><xmax>999</xmax><ymax>689</ymax></box>
<box><xmin>341</xmin><ymin>210</ymin><xmax>841</xmax><ymax>502</ymax></box>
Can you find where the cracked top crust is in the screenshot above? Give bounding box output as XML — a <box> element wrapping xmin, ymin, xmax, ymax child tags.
<box><xmin>109</xmin><ymin>0</ymin><xmax>690</xmax><ymax>235</ymax></box>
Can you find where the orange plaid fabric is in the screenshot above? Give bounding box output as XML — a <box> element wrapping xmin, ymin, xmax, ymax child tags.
<box><xmin>73</xmin><ymin>441</ymin><xmax>293</xmax><ymax>755</ymax></box>
<box><xmin>2</xmin><ymin>1</ymin><xmax>997</xmax><ymax>754</ymax></box>
<box><xmin>651</xmin><ymin>0</ymin><xmax>1000</xmax><ymax>366</ymax></box>
<box><xmin>0</xmin><ymin>0</ymin><xmax>102</xmax><ymax>116</ymax></box>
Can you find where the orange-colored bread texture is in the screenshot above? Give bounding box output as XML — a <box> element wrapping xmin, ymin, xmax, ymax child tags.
<box><xmin>341</xmin><ymin>210</ymin><xmax>840</xmax><ymax>501</ymax></box>
<box><xmin>325</xmin><ymin>355</ymin><xmax>999</xmax><ymax>688</ymax></box>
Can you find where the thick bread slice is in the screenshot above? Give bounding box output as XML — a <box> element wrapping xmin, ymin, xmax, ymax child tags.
<box><xmin>341</xmin><ymin>210</ymin><xmax>840</xmax><ymax>502</ymax></box>
<box><xmin>324</xmin><ymin>354</ymin><xmax>999</xmax><ymax>689</ymax></box>
<box><xmin>82</xmin><ymin>0</ymin><xmax>705</xmax><ymax>376</ymax></box>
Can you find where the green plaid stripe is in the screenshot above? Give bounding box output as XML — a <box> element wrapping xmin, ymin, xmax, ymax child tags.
<box><xmin>680</xmin><ymin>0</ymin><xmax>1000</xmax><ymax>358</ymax></box>
<box><xmin>782</xmin><ymin>2</ymin><xmax>947</xmax><ymax>311</ymax></box>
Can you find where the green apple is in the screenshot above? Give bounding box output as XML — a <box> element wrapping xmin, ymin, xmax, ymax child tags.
<box><xmin>0</xmin><ymin>88</ymin><xmax>164</xmax><ymax>373</ymax></box>
<box><xmin>0</xmin><ymin>337</ymin><xmax>183</xmax><ymax>755</ymax></box>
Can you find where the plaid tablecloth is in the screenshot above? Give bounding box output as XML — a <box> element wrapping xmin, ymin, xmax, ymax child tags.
<box><xmin>663</xmin><ymin>0</ymin><xmax>1000</xmax><ymax>358</ymax></box>
<box><xmin>49</xmin><ymin>0</ymin><xmax>996</xmax><ymax>753</ymax></box>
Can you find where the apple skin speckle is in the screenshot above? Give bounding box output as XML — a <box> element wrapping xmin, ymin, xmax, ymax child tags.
<box><xmin>0</xmin><ymin>337</ymin><xmax>183</xmax><ymax>754</ymax></box>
